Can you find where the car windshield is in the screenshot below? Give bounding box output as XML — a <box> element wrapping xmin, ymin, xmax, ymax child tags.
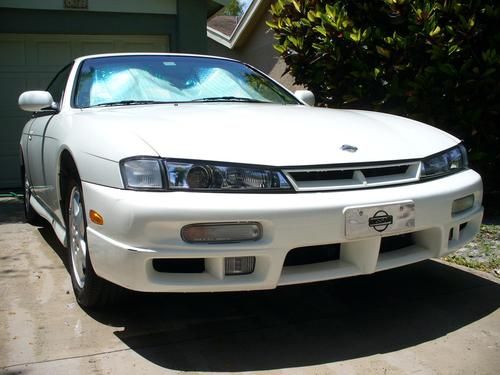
<box><xmin>73</xmin><ymin>55</ymin><xmax>300</xmax><ymax>108</ymax></box>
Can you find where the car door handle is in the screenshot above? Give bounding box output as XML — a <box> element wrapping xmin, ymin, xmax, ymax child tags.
<box><xmin>28</xmin><ymin>135</ymin><xmax>32</xmax><ymax>141</ymax></box>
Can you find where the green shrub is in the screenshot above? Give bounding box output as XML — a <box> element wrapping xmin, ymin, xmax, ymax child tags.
<box><xmin>268</xmin><ymin>0</ymin><xmax>499</xmax><ymax>191</ymax></box>
<box><xmin>225</xmin><ymin>0</ymin><xmax>243</xmax><ymax>16</ymax></box>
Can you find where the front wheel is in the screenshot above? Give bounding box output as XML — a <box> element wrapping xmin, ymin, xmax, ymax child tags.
<box><xmin>67</xmin><ymin>178</ymin><xmax>118</xmax><ymax>308</ymax></box>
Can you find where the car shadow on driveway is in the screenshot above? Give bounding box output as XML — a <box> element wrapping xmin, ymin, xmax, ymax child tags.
<box><xmin>83</xmin><ymin>259</ymin><xmax>500</xmax><ymax>372</ymax></box>
<box><xmin>38</xmin><ymin>223</ymin><xmax>68</xmax><ymax>268</ymax></box>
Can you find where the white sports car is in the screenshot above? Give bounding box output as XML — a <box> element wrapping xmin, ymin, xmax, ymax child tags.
<box><xmin>19</xmin><ymin>53</ymin><xmax>483</xmax><ymax>307</ymax></box>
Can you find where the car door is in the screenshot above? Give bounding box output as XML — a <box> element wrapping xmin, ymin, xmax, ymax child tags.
<box><xmin>26</xmin><ymin>64</ymin><xmax>72</xmax><ymax>209</ymax></box>
<box><xmin>26</xmin><ymin>114</ymin><xmax>55</xmax><ymax>202</ymax></box>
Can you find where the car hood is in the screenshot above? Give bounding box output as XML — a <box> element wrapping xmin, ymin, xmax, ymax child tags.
<box><xmin>75</xmin><ymin>103</ymin><xmax>458</xmax><ymax>166</ymax></box>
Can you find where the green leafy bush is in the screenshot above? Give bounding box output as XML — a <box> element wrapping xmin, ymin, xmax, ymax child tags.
<box><xmin>268</xmin><ymin>0</ymin><xmax>499</xmax><ymax>191</ymax></box>
<box><xmin>225</xmin><ymin>0</ymin><xmax>243</xmax><ymax>16</ymax></box>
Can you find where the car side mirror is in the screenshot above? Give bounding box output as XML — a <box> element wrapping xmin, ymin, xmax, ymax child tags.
<box><xmin>18</xmin><ymin>91</ymin><xmax>57</xmax><ymax>112</ymax></box>
<box><xmin>294</xmin><ymin>90</ymin><xmax>315</xmax><ymax>106</ymax></box>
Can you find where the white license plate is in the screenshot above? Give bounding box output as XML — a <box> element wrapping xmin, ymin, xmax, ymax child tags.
<box><xmin>345</xmin><ymin>201</ymin><xmax>415</xmax><ymax>239</ymax></box>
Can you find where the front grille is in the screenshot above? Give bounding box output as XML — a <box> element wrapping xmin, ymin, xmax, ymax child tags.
<box><xmin>291</xmin><ymin>170</ymin><xmax>354</xmax><ymax>181</ymax></box>
<box><xmin>361</xmin><ymin>165</ymin><xmax>408</xmax><ymax>178</ymax></box>
<box><xmin>284</xmin><ymin>244</ymin><xmax>340</xmax><ymax>267</ymax></box>
<box><xmin>284</xmin><ymin>162</ymin><xmax>420</xmax><ymax>191</ymax></box>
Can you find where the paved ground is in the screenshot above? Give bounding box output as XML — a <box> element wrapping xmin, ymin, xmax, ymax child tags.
<box><xmin>1</xmin><ymin>197</ymin><xmax>499</xmax><ymax>374</ymax></box>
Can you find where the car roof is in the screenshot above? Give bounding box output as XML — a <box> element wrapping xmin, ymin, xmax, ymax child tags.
<box><xmin>73</xmin><ymin>52</ymin><xmax>242</xmax><ymax>65</ymax></box>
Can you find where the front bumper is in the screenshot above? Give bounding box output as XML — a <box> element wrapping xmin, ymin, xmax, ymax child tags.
<box><xmin>83</xmin><ymin>169</ymin><xmax>483</xmax><ymax>292</ymax></box>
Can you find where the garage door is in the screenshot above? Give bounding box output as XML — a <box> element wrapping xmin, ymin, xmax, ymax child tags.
<box><xmin>0</xmin><ymin>33</ymin><xmax>169</xmax><ymax>189</ymax></box>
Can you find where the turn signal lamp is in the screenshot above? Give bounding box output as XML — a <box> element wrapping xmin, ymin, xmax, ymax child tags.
<box><xmin>89</xmin><ymin>210</ymin><xmax>104</xmax><ymax>225</ymax></box>
<box><xmin>181</xmin><ymin>222</ymin><xmax>262</xmax><ymax>243</ymax></box>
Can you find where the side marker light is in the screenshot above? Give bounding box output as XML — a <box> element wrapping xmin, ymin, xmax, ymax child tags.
<box><xmin>89</xmin><ymin>210</ymin><xmax>104</xmax><ymax>225</ymax></box>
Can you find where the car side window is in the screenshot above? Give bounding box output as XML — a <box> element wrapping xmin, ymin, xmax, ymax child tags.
<box><xmin>46</xmin><ymin>63</ymin><xmax>73</xmax><ymax>107</ymax></box>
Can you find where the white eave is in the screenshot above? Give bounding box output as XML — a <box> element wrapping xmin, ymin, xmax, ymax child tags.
<box><xmin>207</xmin><ymin>0</ymin><xmax>267</xmax><ymax>49</ymax></box>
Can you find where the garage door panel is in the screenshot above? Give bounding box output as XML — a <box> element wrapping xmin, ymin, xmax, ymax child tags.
<box><xmin>80</xmin><ymin>41</ymin><xmax>116</xmax><ymax>56</ymax></box>
<box><xmin>1</xmin><ymin>112</ymin><xmax>30</xmax><ymax>136</ymax></box>
<box><xmin>0</xmin><ymin>135</ymin><xmax>22</xmax><ymax>158</ymax></box>
<box><xmin>0</xmin><ymin>65</ymin><xmax>63</xmax><ymax>74</ymax></box>
<box><xmin>0</xmin><ymin>116</ymin><xmax>23</xmax><ymax>188</ymax></box>
<box><xmin>0</xmin><ymin>41</ymin><xmax>26</xmax><ymax>66</ymax></box>
<box><xmin>0</xmin><ymin>155</ymin><xmax>21</xmax><ymax>188</ymax></box>
<box><xmin>36</xmin><ymin>42</ymin><xmax>73</xmax><ymax>66</ymax></box>
<box><xmin>0</xmin><ymin>33</ymin><xmax>169</xmax><ymax>189</ymax></box>
<box><xmin>0</xmin><ymin>119</ymin><xmax>28</xmax><ymax>154</ymax></box>
<box><xmin>117</xmin><ymin>38</ymin><xmax>169</xmax><ymax>52</ymax></box>
<box><xmin>0</xmin><ymin>76</ymin><xmax>27</xmax><ymax>104</ymax></box>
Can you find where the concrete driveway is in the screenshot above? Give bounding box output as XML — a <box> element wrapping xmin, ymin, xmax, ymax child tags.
<box><xmin>1</xmin><ymin>197</ymin><xmax>499</xmax><ymax>374</ymax></box>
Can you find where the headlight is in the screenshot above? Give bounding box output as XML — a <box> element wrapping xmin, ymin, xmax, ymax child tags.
<box><xmin>121</xmin><ymin>158</ymin><xmax>164</xmax><ymax>189</ymax></box>
<box><xmin>166</xmin><ymin>160</ymin><xmax>292</xmax><ymax>191</ymax></box>
<box><xmin>421</xmin><ymin>144</ymin><xmax>468</xmax><ymax>179</ymax></box>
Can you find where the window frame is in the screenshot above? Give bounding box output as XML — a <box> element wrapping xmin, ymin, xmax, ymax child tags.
<box><xmin>46</xmin><ymin>63</ymin><xmax>74</xmax><ymax>111</ymax></box>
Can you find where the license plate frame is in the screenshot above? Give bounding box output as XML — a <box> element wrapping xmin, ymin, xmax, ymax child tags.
<box><xmin>345</xmin><ymin>201</ymin><xmax>415</xmax><ymax>240</ymax></box>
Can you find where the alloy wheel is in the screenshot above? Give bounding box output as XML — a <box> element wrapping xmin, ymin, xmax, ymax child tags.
<box><xmin>68</xmin><ymin>187</ymin><xmax>87</xmax><ymax>289</ymax></box>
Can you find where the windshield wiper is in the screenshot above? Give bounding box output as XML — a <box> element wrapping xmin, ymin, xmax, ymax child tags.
<box><xmin>88</xmin><ymin>100</ymin><xmax>171</xmax><ymax>108</ymax></box>
<box><xmin>189</xmin><ymin>96</ymin><xmax>270</xmax><ymax>103</ymax></box>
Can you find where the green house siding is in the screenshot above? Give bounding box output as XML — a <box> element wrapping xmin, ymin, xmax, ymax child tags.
<box><xmin>176</xmin><ymin>0</ymin><xmax>207</xmax><ymax>54</ymax></box>
<box><xmin>0</xmin><ymin>8</ymin><xmax>177</xmax><ymax>44</ymax></box>
<box><xmin>0</xmin><ymin>0</ymin><xmax>177</xmax><ymax>14</ymax></box>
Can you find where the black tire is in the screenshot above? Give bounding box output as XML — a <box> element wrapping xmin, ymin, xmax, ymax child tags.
<box><xmin>66</xmin><ymin>177</ymin><xmax>119</xmax><ymax>308</ymax></box>
<box><xmin>23</xmin><ymin>167</ymin><xmax>42</xmax><ymax>224</ymax></box>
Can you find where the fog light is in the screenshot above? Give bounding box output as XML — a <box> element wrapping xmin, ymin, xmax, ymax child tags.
<box><xmin>452</xmin><ymin>194</ymin><xmax>474</xmax><ymax>215</ymax></box>
<box><xmin>225</xmin><ymin>256</ymin><xmax>256</xmax><ymax>275</ymax></box>
<box><xmin>181</xmin><ymin>222</ymin><xmax>262</xmax><ymax>243</ymax></box>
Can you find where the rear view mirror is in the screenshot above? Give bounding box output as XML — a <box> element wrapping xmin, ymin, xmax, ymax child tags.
<box><xmin>294</xmin><ymin>90</ymin><xmax>315</xmax><ymax>106</ymax></box>
<box><xmin>18</xmin><ymin>91</ymin><xmax>56</xmax><ymax>112</ymax></box>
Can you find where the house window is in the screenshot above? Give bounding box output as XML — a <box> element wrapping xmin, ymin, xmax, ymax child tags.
<box><xmin>207</xmin><ymin>0</ymin><xmax>255</xmax><ymax>38</ymax></box>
